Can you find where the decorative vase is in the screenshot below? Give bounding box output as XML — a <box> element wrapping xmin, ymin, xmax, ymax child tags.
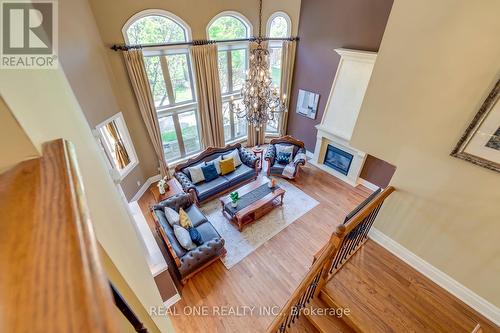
<box><xmin>231</xmin><ymin>201</ymin><xmax>238</xmax><ymax>208</ymax></box>
<box><xmin>158</xmin><ymin>184</ymin><xmax>166</xmax><ymax>195</ymax></box>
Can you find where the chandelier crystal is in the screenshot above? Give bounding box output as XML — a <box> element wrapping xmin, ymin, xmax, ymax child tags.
<box><xmin>231</xmin><ymin>0</ymin><xmax>287</xmax><ymax>131</ymax></box>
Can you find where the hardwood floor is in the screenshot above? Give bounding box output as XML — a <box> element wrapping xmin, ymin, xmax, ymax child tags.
<box><xmin>137</xmin><ymin>160</ymin><xmax>498</xmax><ymax>333</ymax></box>
<box><xmin>161</xmin><ymin>162</ymin><xmax>371</xmax><ymax>332</ymax></box>
<box><xmin>324</xmin><ymin>240</ymin><xmax>499</xmax><ymax>333</ymax></box>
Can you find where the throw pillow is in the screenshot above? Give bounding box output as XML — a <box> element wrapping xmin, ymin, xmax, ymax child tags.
<box><xmin>201</xmin><ymin>163</ymin><xmax>218</xmax><ymax>182</ymax></box>
<box><xmin>276</xmin><ymin>144</ymin><xmax>294</xmax><ymax>163</ymax></box>
<box><xmin>188</xmin><ymin>227</ymin><xmax>203</xmax><ymax>246</ymax></box>
<box><xmin>276</xmin><ymin>152</ymin><xmax>292</xmax><ymax>165</ymax></box>
<box><xmin>207</xmin><ymin>156</ymin><xmax>222</xmax><ymax>174</ymax></box>
<box><xmin>220</xmin><ymin>157</ymin><xmax>236</xmax><ymax>175</ymax></box>
<box><xmin>173</xmin><ymin>225</ymin><xmax>196</xmax><ymax>251</ymax></box>
<box><xmin>187</xmin><ymin>162</ymin><xmax>206</xmax><ymax>184</ymax></box>
<box><xmin>164</xmin><ymin>207</ymin><xmax>180</xmax><ymax>226</ymax></box>
<box><xmin>223</xmin><ymin>149</ymin><xmax>242</xmax><ymax>167</ymax></box>
<box><xmin>179</xmin><ymin>207</ymin><xmax>193</xmax><ymax>229</ymax></box>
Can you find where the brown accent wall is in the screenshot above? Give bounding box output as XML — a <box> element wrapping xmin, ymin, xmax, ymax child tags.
<box><xmin>287</xmin><ymin>0</ymin><xmax>393</xmax><ymax>151</ymax></box>
<box><xmin>360</xmin><ymin>155</ymin><xmax>396</xmax><ymax>188</ymax></box>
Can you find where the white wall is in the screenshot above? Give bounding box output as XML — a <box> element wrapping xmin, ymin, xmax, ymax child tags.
<box><xmin>0</xmin><ymin>67</ymin><xmax>174</xmax><ymax>332</ymax></box>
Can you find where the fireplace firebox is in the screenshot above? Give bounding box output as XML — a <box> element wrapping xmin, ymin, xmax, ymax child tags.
<box><xmin>324</xmin><ymin>144</ymin><xmax>353</xmax><ymax>176</ymax></box>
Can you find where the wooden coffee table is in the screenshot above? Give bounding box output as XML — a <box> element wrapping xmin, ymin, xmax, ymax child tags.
<box><xmin>219</xmin><ymin>177</ymin><xmax>285</xmax><ymax>231</ymax></box>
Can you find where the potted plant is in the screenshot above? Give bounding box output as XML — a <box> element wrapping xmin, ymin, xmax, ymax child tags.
<box><xmin>157</xmin><ymin>176</ymin><xmax>169</xmax><ymax>195</ymax></box>
<box><xmin>229</xmin><ymin>191</ymin><xmax>239</xmax><ymax>208</ymax></box>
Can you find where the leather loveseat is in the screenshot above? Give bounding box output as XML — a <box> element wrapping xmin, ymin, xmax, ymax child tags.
<box><xmin>152</xmin><ymin>193</ymin><xmax>226</xmax><ymax>284</ymax></box>
<box><xmin>174</xmin><ymin>143</ymin><xmax>259</xmax><ymax>205</ymax></box>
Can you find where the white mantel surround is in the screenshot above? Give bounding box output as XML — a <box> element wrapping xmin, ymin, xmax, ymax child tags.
<box><xmin>311</xmin><ymin>48</ymin><xmax>377</xmax><ymax>186</ymax></box>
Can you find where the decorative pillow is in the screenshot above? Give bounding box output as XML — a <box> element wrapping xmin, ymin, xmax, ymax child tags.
<box><xmin>164</xmin><ymin>207</ymin><xmax>180</xmax><ymax>226</ymax></box>
<box><xmin>201</xmin><ymin>163</ymin><xmax>219</xmax><ymax>182</ymax></box>
<box><xmin>220</xmin><ymin>157</ymin><xmax>236</xmax><ymax>175</ymax></box>
<box><xmin>276</xmin><ymin>152</ymin><xmax>292</xmax><ymax>165</ymax></box>
<box><xmin>223</xmin><ymin>149</ymin><xmax>242</xmax><ymax>167</ymax></box>
<box><xmin>173</xmin><ymin>225</ymin><xmax>196</xmax><ymax>251</ymax></box>
<box><xmin>276</xmin><ymin>144</ymin><xmax>294</xmax><ymax>163</ymax></box>
<box><xmin>188</xmin><ymin>227</ymin><xmax>203</xmax><ymax>246</ymax></box>
<box><xmin>179</xmin><ymin>207</ymin><xmax>193</xmax><ymax>229</ymax></box>
<box><xmin>207</xmin><ymin>156</ymin><xmax>222</xmax><ymax>174</ymax></box>
<box><xmin>187</xmin><ymin>162</ymin><xmax>206</xmax><ymax>184</ymax></box>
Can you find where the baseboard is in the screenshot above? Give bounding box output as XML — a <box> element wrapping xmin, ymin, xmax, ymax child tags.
<box><xmin>163</xmin><ymin>292</ymin><xmax>181</xmax><ymax>309</ymax></box>
<box><xmin>130</xmin><ymin>174</ymin><xmax>161</xmax><ymax>202</ymax></box>
<box><xmin>305</xmin><ymin>150</ymin><xmax>314</xmax><ymax>159</ymax></box>
<box><xmin>357</xmin><ymin>177</ymin><xmax>380</xmax><ymax>191</ymax></box>
<box><xmin>369</xmin><ymin>228</ymin><xmax>500</xmax><ymax>326</ymax></box>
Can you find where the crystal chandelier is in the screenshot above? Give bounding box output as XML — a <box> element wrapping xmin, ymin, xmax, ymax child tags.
<box><xmin>231</xmin><ymin>0</ymin><xmax>287</xmax><ymax>131</ymax></box>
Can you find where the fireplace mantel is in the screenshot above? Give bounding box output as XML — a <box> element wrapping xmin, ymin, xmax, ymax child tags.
<box><xmin>311</xmin><ymin>48</ymin><xmax>376</xmax><ymax>186</ymax></box>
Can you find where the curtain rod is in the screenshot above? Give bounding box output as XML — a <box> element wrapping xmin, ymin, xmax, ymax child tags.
<box><xmin>110</xmin><ymin>36</ymin><xmax>299</xmax><ymax>51</ymax></box>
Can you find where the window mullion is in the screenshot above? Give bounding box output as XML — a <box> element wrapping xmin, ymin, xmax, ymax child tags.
<box><xmin>226</xmin><ymin>50</ymin><xmax>233</xmax><ymax>93</ymax></box>
<box><xmin>172</xmin><ymin>113</ymin><xmax>186</xmax><ymax>157</ymax></box>
<box><xmin>229</xmin><ymin>102</ymin><xmax>236</xmax><ymax>140</ymax></box>
<box><xmin>160</xmin><ymin>56</ymin><xmax>175</xmax><ymax>104</ymax></box>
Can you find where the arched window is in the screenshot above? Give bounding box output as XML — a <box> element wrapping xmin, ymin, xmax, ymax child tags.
<box><xmin>207</xmin><ymin>12</ymin><xmax>252</xmax><ymax>143</ymax></box>
<box><xmin>122</xmin><ymin>10</ymin><xmax>201</xmax><ymax>162</ymax></box>
<box><xmin>265</xmin><ymin>12</ymin><xmax>291</xmax><ymax>134</ymax></box>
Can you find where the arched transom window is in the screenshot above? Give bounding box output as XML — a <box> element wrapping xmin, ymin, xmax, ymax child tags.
<box><xmin>207</xmin><ymin>12</ymin><xmax>252</xmax><ymax>143</ymax></box>
<box><xmin>123</xmin><ymin>10</ymin><xmax>201</xmax><ymax>162</ymax></box>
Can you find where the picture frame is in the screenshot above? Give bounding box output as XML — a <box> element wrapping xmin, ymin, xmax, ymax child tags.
<box><xmin>451</xmin><ymin>78</ymin><xmax>500</xmax><ymax>173</ymax></box>
<box><xmin>296</xmin><ymin>89</ymin><xmax>319</xmax><ymax>119</ymax></box>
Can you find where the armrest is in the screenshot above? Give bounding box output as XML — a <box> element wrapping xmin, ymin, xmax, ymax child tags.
<box><xmin>152</xmin><ymin>192</ymin><xmax>192</xmax><ymax>211</ymax></box>
<box><xmin>178</xmin><ymin>238</ymin><xmax>225</xmax><ymax>275</ymax></box>
<box><xmin>264</xmin><ymin>145</ymin><xmax>276</xmax><ymax>165</ymax></box>
<box><xmin>239</xmin><ymin>148</ymin><xmax>259</xmax><ymax>168</ymax></box>
<box><xmin>175</xmin><ymin>172</ymin><xmax>197</xmax><ymax>194</ymax></box>
<box><xmin>294</xmin><ymin>147</ymin><xmax>307</xmax><ymax>166</ymax></box>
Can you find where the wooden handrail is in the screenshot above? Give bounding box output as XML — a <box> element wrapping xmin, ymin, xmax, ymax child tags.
<box><xmin>266</xmin><ymin>186</ymin><xmax>395</xmax><ymax>333</ymax></box>
<box><xmin>0</xmin><ymin>139</ymin><xmax>120</xmax><ymax>332</ymax></box>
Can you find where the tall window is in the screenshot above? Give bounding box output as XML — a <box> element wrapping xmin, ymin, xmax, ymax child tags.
<box><xmin>266</xmin><ymin>12</ymin><xmax>291</xmax><ymax>134</ymax></box>
<box><xmin>124</xmin><ymin>11</ymin><xmax>200</xmax><ymax>162</ymax></box>
<box><xmin>207</xmin><ymin>12</ymin><xmax>252</xmax><ymax>143</ymax></box>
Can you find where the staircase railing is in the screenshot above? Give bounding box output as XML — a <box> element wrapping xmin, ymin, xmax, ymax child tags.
<box><xmin>266</xmin><ymin>186</ymin><xmax>395</xmax><ymax>333</ymax></box>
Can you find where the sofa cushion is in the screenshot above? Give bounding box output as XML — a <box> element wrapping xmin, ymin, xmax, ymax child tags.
<box><xmin>173</xmin><ymin>225</ymin><xmax>196</xmax><ymax>251</ymax></box>
<box><xmin>276</xmin><ymin>144</ymin><xmax>294</xmax><ymax>163</ymax></box>
<box><xmin>154</xmin><ymin>209</ymin><xmax>187</xmax><ymax>258</ymax></box>
<box><xmin>196</xmin><ymin>176</ymin><xmax>230</xmax><ymax>201</ymax></box>
<box><xmin>188</xmin><ymin>227</ymin><xmax>203</xmax><ymax>246</ymax></box>
<box><xmin>206</xmin><ymin>156</ymin><xmax>222</xmax><ymax>175</ymax></box>
<box><xmin>223</xmin><ymin>149</ymin><xmax>242</xmax><ymax>167</ymax></box>
<box><xmin>277</xmin><ymin>152</ymin><xmax>292</xmax><ymax>165</ymax></box>
<box><xmin>195</xmin><ymin>221</ymin><xmax>221</xmax><ymax>243</ymax></box>
<box><xmin>185</xmin><ymin>204</ymin><xmax>208</xmax><ymax>227</ymax></box>
<box><xmin>164</xmin><ymin>207</ymin><xmax>179</xmax><ymax>226</ymax></box>
<box><xmin>187</xmin><ymin>162</ymin><xmax>206</xmax><ymax>184</ymax></box>
<box><xmin>201</xmin><ymin>163</ymin><xmax>219</xmax><ymax>182</ymax></box>
<box><xmin>220</xmin><ymin>157</ymin><xmax>235</xmax><ymax>175</ymax></box>
<box><xmin>179</xmin><ymin>208</ymin><xmax>193</xmax><ymax>229</ymax></box>
<box><xmin>222</xmin><ymin>164</ymin><xmax>255</xmax><ymax>187</ymax></box>
<box><xmin>270</xmin><ymin>161</ymin><xmax>287</xmax><ymax>175</ymax></box>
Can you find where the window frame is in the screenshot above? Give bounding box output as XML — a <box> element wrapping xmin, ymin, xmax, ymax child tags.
<box><xmin>123</xmin><ymin>10</ymin><xmax>202</xmax><ymax>163</ymax></box>
<box><xmin>265</xmin><ymin>12</ymin><xmax>292</xmax><ymax>135</ymax></box>
<box><xmin>207</xmin><ymin>12</ymin><xmax>252</xmax><ymax>143</ymax></box>
<box><xmin>95</xmin><ymin>112</ymin><xmax>139</xmax><ymax>181</ymax></box>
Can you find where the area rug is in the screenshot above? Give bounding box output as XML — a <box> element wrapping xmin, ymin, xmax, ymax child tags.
<box><xmin>200</xmin><ymin>177</ymin><xmax>319</xmax><ymax>269</ymax></box>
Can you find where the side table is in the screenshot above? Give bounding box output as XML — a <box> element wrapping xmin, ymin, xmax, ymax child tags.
<box><xmin>252</xmin><ymin>146</ymin><xmax>264</xmax><ymax>172</ymax></box>
<box><xmin>150</xmin><ymin>178</ymin><xmax>184</xmax><ymax>203</ymax></box>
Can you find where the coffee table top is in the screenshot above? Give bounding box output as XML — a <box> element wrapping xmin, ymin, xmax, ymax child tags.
<box><xmin>220</xmin><ymin>177</ymin><xmax>285</xmax><ymax>217</ymax></box>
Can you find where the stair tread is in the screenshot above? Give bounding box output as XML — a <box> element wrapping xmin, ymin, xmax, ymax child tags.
<box><xmin>305</xmin><ymin>298</ymin><xmax>355</xmax><ymax>333</ymax></box>
<box><xmin>320</xmin><ymin>241</ymin><xmax>495</xmax><ymax>333</ymax></box>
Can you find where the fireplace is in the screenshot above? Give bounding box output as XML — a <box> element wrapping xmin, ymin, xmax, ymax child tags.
<box><xmin>324</xmin><ymin>144</ymin><xmax>354</xmax><ymax>176</ymax></box>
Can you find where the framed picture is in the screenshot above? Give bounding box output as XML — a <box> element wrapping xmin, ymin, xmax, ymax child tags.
<box><xmin>296</xmin><ymin>89</ymin><xmax>319</xmax><ymax>119</ymax></box>
<box><xmin>451</xmin><ymin>78</ymin><xmax>500</xmax><ymax>173</ymax></box>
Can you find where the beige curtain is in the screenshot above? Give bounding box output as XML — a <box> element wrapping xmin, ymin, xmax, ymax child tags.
<box><xmin>246</xmin><ymin>41</ymin><xmax>267</xmax><ymax>147</ymax></box>
<box><xmin>278</xmin><ymin>40</ymin><xmax>297</xmax><ymax>136</ymax></box>
<box><xmin>105</xmin><ymin>121</ymin><xmax>130</xmax><ymax>169</ymax></box>
<box><xmin>190</xmin><ymin>44</ymin><xmax>225</xmax><ymax>148</ymax></box>
<box><xmin>123</xmin><ymin>48</ymin><xmax>170</xmax><ymax>179</ymax></box>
